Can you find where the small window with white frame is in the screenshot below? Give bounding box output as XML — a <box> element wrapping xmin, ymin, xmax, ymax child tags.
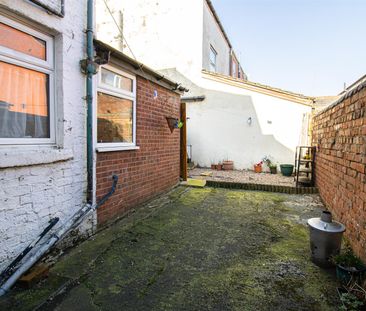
<box><xmin>0</xmin><ymin>15</ymin><xmax>55</xmax><ymax>145</ymax></box>
<box><xmin>232</xmin><ymin>61</ymin><xmax>237</xmax><ymax>78</ymax></box>
<box><xmin>97</xmin><ymin>65</ymin><xmax>137</xmax><ymax>150</ymax></box>
<box><xmin>209</xmin><ymin>45</ymin><xmax>217</xmax><ymax>72</ymax></box>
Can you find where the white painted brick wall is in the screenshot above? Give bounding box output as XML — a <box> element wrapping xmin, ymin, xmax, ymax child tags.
<box><xmin>0</xmin><ymin>0</ymin><xmax>91</xmax><ymax>272</ymax></box>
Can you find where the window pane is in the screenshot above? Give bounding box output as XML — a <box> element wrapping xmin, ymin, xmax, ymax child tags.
<box><xmin>209</xmin><ymin>47</ymin><xmax>216</xmax><ymax>63</ymax></box>
<box><xmin>0</xmin><ymin>22</ymin><xmax>46</xmax><ymax>60</ymax></box>
<box><xmin>101</xmin><ymin>68</ymin><xmax>133</xmax><ymax>92</ymax></box>
<box><xmin>0</xmin><ymin>61</ymin><xmax>50</xmax><ymax>138</ymax></box>
<box><xmin>97</xmin><ymin>92</ymin><xmax>133</xmax><ymax>143</ymax></box>
<box><xmin>209</xmin><ymin>46</ymin><xmax>217</xmax><ymax>72</ymax></box>
<box><xmin>232</xmin><ymin>62</ymin><xmax>237</xmax><ymax>77</ymax></box>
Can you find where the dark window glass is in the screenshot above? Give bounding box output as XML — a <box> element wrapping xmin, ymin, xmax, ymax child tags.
<box><xmin>97</xmin><ymin>92</ymin><xmax>133</xmax><ymax>143</ymax></box>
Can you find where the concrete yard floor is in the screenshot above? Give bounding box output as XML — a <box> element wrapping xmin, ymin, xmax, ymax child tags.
<box><xmin>0</xmin><ymin>187</ymin><xmax>339</xmax><ymax>311</ymax></box>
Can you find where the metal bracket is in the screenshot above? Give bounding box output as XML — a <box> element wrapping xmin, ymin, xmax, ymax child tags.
<box><xmin>94</xmin><ymin>48</ymin><xmax>111</xmax><ymax>65</ymax></box>
<box><xmin>80</xmin><ymin>59</ymin><xmax>99</xmax><ymax>75</ymax></box>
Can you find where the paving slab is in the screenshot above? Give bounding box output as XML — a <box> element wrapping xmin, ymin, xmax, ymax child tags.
<box><xmin>0</xmin><ymin>187</ymin><xmax>339</xmax><ymax>311</ymax></box>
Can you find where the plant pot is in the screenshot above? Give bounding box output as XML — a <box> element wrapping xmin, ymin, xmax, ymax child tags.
<box><xmin>336</xmin><ymin>264</ymin><xmax>366</xmax><ymax>285</ymax></box>
<box><xmin>269</xmin><ymin>167</ymin><xmax>277</xmax><ymax>174</ymax></box>
<box><xmin>280</xmin><ymin>164</ymin><xmax>294</xmax><ymax>176</ymax></box>
<box><xmin>211</xmin><ymin>164</ymin><xmax>217</xmax><ymax>170</ymax></box>
<box><xmin>165</xmin><ymin>117</ymin><xmax>178</xmax><ymax>133</ymax></box>
<box><xmin>254</xmin><ymin>164</ymin><xmax>262</xmax><ymax>173</ymax></box>
<box><xmin>217</xmin><ymin>164</ymin><xmax>223</xmax><ymax>171</ymax></box>
<box><xmin>223</xmin><ymin>161</ymin><xmax>234</xmax><ymax>170</ymax></box>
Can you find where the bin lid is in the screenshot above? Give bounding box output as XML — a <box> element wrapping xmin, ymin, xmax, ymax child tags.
<box><xmin>307</xmin><ymin>216</ymin><xmax>346</xmax><ymax>233</ymax></box>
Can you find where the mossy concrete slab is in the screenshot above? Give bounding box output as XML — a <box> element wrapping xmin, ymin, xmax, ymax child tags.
<box><xmin>0</xmin><ymin>187</ymin><xmax>339</xmax><ymax>310</ymax></box>
<box><xmin>182</xmin><ymin>178</ymin><xmax>207</xmax><ymax>188</ymax></box>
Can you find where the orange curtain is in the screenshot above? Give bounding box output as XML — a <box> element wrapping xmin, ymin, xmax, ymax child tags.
<box><xmin>0</xmin><ymin>22</ymin><xmax>46</xmax><ymax>60</ymax></box>
<box><xmin>0</xmin><ymin>61</ymin><xmax>49</xmax><ymax>138</ymax></box>
<box><xmin>0</xmin><ymin>61</ymin><xmax>48</xmax><ymax>117</ymax></box>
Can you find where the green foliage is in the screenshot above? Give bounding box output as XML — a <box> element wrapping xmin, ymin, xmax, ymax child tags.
<box><xmin>333</xmin><ymin>248</ymin><xmax>365</xmax><ymax>270</ymax></box>
<box><xmin>262</xmin><ymin>156</ymin><xmax>278</xmax><ymax>169</ymax></box>
<box><xmin>339</xmin><ymin>292</ymin><xmax>364</xmax><ymax>311</ymax></box>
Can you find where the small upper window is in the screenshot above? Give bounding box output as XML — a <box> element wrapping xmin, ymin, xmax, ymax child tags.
<box><xmin>232</xmin><ymin>61</ymin><xmax>237</xmax><ymax>78</ymax></box>
<box><xmin>0</xmin><ymin>22</ymin><xmax>47</xmax><ymax>60</ymax></box>
<box><xmin>101</xmin><ymin>67</ymin><xmax>133</xmax><ymax>93</ymax></box>
<box><xmin>209</xmin><ymin>45</ymin><xmax>217</xmax><ymax>72</ymax></box>
<box><xmin>0</xmin><ymin>15</ymin><xmax>54</xmax><ymax>145</ymax></box>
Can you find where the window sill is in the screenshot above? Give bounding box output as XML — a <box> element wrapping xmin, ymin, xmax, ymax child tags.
<box><xmin>0</xmin><ymin>147</ymin><xmax>74</xmax><ymax>169</ymax></box>
<box><xmin>96</xmin><ymin>145</ymin><xmax>140</xmax><ymax>153</ymax></box>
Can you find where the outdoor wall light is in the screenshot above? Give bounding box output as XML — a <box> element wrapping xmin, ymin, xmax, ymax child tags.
<box><xmin>247</xmin><ymin>117</ymin><xmax>252</xmax><ymax>125</ymax></box>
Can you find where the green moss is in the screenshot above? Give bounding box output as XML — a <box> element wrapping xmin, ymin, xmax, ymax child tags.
<box><xmin>0</xmin><ymin>274</ymin><xmax>70</xmax><ymax>311</ymax></box>
<box><xmin>0</xmin><ymin>187</ymin><xmax>339</xmax><ymax>310</ymax></box>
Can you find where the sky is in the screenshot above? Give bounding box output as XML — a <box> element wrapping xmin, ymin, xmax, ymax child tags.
<box><xmin>211</xmin><ymin>0</ymin><xmax>366</xmax><ymax>96</ymax></box>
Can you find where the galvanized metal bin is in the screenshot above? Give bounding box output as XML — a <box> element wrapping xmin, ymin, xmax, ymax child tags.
<box><xmin>307</xmin><ymin>211</ymin><xmax>345</xmax><ymax>267</ymax></box>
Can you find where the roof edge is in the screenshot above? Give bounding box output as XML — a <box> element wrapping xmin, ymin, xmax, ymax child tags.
<box><xmin>94</xmin><ymin>39</ymin><xmax>188</xmax><ymax>93</ymax></box>
<box><xmin>205</xmin><ymin>0</ymin><xmax>232</xmax><ymax>49</ymax></box>
<box><xmin>202</xmin><ymin>70</ymin><xmax>314</xmax><ymax>105</ymax></box>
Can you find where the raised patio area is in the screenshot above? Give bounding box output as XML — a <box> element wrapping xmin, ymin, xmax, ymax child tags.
<box><xmin>189</xmin><ymin>168</ymin><xmax>296</xmax><ymax>186</ymax></box>
<box><xmin>188</xmin><ymin>168</ymin><xmax>318</xmax><ymax>195</ymax></box>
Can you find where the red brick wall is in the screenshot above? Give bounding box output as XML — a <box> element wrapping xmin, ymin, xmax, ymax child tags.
<box><xmin>96</xmin><ymin>76</ymin><xmax>181</xmax><ymax>225</ymax></box>
<box><xmin>312</xmin><ymin>85</ymin><xmax>366</xmax><ymax>261</ymax></box>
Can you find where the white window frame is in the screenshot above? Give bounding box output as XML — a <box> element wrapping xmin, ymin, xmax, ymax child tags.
<box><xmin>0</xmin><ymin>14</ymin><xmax>55</xmax><ymax>145</ymax></box>
<box><xmin>96</xmin><ymin>64</ymin><xmax>137</xmax><ymax>152</ymax></box>
<box><xmin>209</xmin><ymin>45</ymin><xmax>217</xmax><ymax>72</ymax></box>
<box><xmin>232</xmin><ymin>61</ymin><xmax>237</xmax><ymax>78</ymax></box>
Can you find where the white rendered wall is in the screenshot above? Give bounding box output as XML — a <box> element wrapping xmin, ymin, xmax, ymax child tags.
<box><xmin>95</xmin><ymin>0</ymin><xmax>204</xmax><ymax>80</ymax></box>
<box><xmin>161</xmin><ymin>68</ymin><xmax>312</xmax><ymax>170</ymax></box>
<box><xmin>202</xmin><ymin>1</ymin><xmax>231</xmax><ymax>75</ymax></box>
<box><xmin>96</xmin><ymin>1</ymin><xmax>312</xmax><ymax>172</ymax></box>
<box><xmin>186</xmin><ymin>76</ymin><xmax>312</xmax><ymax>170</ymax></box>
<box><xmin>0</xmin><ymin>1</ymin><xmax>88</xmax><ymax>271</ymax></box>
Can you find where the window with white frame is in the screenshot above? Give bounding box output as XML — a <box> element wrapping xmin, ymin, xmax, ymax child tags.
<box><xmin>97</xmin><ymin>65</ymin><xmax>136</xmax><ymax>149</ymax></box>
<box><xmin>0</xmin><ymin>15</ymin><xmax>54</xmax><ymax>144</ymax></box>
<box><xmin>232</xmin><ymin>61</ymin><xmax>237</xmax><ymax>78</ymax></box>
<box><xmin>209</xmin><ymin>45</ymin><xmax>217</xmax><ymax>72</ymax></box>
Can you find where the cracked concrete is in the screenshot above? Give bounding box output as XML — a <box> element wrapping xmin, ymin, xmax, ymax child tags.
<box><xmin>0</xmin><ymin>187</ymin><xmax>339</xmax><ymax>310</ymax></box>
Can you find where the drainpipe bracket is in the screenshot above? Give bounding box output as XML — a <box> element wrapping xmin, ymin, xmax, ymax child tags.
<box><xmin>80</xmin><ymin>59</ymin><xmax>99</xmax><ymax>75</ymax></box>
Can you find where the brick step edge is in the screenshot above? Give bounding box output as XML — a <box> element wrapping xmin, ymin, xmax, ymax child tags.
<box><xmin>206</xmin><ymin>180</ymin><xmax>318</xmax><ymax>194</ymax></box>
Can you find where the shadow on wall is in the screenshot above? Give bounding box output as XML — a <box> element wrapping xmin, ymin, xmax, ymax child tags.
<box><xmin>158</xmin><ymin>68</ymin><xmax>308</xmax><ymax>170</ymax></box>
<box><xmin>187</xmin><ymin>89</ymin><xmax>304</xmax><ymax>170</ymax></box>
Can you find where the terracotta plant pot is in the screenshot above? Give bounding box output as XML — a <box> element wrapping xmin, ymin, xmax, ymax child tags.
<box><xmin>223</xmin><ymin>161</ymin><xmax>234</xmax><ymax>170</ymax></box>
<box><xmin>217</xmin><ymin>164</ymin><xmax>223</xmax><ymax>171</ymax></box>
<box><xmin>254</xmin><ymin>164</ymin><xmax>262</xmax><ymax>173</ymax></box>
<box><xmin>165</xmin><ymin>117</ymin><xmax>178</xmax><ymax>133</ymax></box>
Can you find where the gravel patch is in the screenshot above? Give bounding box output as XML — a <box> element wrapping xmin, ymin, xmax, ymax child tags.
<box><xmin>189</xmin><ymin>168</ymin><xmax>296</xmax><ymax>187</ymax></box>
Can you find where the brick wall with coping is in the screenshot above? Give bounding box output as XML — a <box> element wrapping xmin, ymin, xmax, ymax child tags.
<box><xmin>312</xmin><ymin>84</ymin><xmax>366</xmax><ymax>261</ymax></box>
<box><xmin>96</xmin><ymin>76</ymin><xmax>181</xmax><ymax>225</ymax></box>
